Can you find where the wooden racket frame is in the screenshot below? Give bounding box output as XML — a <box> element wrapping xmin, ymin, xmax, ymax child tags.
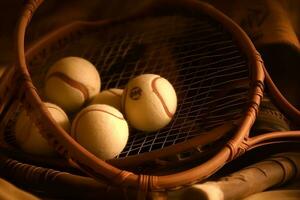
<box><xmin>4</xmin><ymin>0</ymin><xmax>300</xmax><ymax>194</ymax></box>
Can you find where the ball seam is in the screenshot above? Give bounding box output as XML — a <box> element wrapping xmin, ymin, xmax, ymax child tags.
<box><xmin>47</xmin><ymin>72</ymin><xmax>89</xmax><ymax>101</ymax></box>
<box><xmin>72</xmin><ymin>108</ymin><xmax>125</xmax><ymax>142</ymax></box>
<box><xmin>151</xmin><ymin>77</ymin><xmax>173</xmax><ymax>118</ymax></box>
<box><xmin>46</xmin><ymin>103</ymin><xmax>69</xmax><ymax>121</ymax></box>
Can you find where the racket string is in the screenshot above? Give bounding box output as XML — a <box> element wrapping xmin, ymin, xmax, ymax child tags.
<box><xmin>25</xmin><ymin>15</ymin><xmax>251</xmax><ymax>158</ymax></box>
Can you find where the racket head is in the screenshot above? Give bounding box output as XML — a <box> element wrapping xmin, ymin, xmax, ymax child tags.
<box><xmin>12</xmin><ymin>0</ymin><xmax>264</xmax><ymax>190</ymax></box>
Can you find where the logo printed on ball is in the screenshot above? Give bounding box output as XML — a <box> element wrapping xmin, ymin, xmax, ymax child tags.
<box><xmin>130</xmin><ymin>87</ymin><xmax>142</xmax><ymax>100</ymax></box>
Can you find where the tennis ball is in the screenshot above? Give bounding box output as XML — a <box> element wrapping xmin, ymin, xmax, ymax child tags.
<box><xmin>15</xmin><ymin>102</ymin><xmax>70</xmax><ymax>156</ymax></box>
<box><xmin>71</xmin><ymin>104</ymin><xmax>129</xmax><ymax>160</ymax></box>
<box><xmin>90</xmin><ymin>88</ymin><xmax>123</xmax><ymax>111</ymax></box>
<box><xmin>44</xmin><ymin>56</ymin><xmax>101</xmax><ymax>112</ymax></box>
<box><xmin>123</xmin><ymin>74</ymin><xmax>177</xmax><ymax>132</ymax></box>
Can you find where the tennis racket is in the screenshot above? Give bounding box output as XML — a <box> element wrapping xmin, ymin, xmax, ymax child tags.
<box><xmin>1</xmin><ymin>0</ymin><xmax>299</xmax><ymax>196</ymax></box>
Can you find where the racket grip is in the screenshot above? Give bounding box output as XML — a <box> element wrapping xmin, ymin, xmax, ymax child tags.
<box><xmin>172</xmin><ymin>152</ymin><xmax>300</xmax><ymax>200</ymax></box>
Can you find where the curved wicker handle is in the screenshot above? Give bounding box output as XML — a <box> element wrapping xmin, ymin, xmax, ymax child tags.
<box><xmin>15</xmin><ymin>0</ymin><xmax>263</xmax><ymax>193</ymax></box>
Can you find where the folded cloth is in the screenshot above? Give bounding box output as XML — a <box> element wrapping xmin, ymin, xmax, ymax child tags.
<box><xmin>208</xmin><ymin>0</ymin><xmax>299</xmax><ymax>49</ymax></box>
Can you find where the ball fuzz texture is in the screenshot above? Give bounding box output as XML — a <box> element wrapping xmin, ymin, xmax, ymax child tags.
<box><xmin>123</xmin><ymin>74</ymin><xmax>177</xmax><ymax>132</ymax></box>
<box><xmin>71</xmin><ymin>104</ymin><xmax>129</xmax><ymax>160</ymax></box>
<box><xmin>90</xmin><ymin>88</ymin><xmax>123</xmax><ymax>111</ymax></box>
<box><xmin>44</xmin><ymin>56</ymin><xmax>101</xmax><ymax>112</ymax></box>
<box><xmin>15</xmin><ymin>102</ymin><xmax>70</xmax><ymax>156</ymax></box>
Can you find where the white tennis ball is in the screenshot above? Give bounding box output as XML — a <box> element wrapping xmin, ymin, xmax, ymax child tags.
<box><xmin>90</xmin><ymin>88</ymin><xmax>123</xmax><ymax>111</ymax></box>
<box><xmin>15</xmin><ymin>102</ymin><xmax>70</xmax><ymax>156</ymax></box>
<box><xmin>71</xmin><ymin>104</ymin><xmax>129</xmax><ymax>160</ymax></box>
<box><xmin>44</xmin><ymin>56</ymin><xmax>101</xmax><ymax>112</ymax></box>
<box><xmin>123</xmin><ymin>74</ymin><xmax>177</xmax><ymax>132</ymax></box>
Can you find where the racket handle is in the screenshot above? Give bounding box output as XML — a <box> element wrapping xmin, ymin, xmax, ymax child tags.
<box><xmin>171</xmin><ymin>152</ymin><xmax>300</xmax><ymax>200</ymax></box>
